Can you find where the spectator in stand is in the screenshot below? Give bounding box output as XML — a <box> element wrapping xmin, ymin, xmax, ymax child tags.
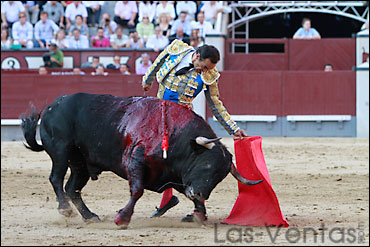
<box><xmin>81</xmin><ymin>55</ymin><xmax>103</xmax><ymax>68</ymax></box>
<box><xmin>120</xmin><ymin>63</ymin><xmax>131</xmax><ymax>75</ymax></box>
<box><xmin>1</xmin><ymin>1</ymin><xmax>26</xmax><ymax>29</ymax></box>
<box><xmin>100</xmin><ymin>13</ymin><xmax>117</xmax><ymax>39</ymax></box>
<box><xmin>65</xmin><ymin>1</ymin><xmax>88</xmax><ymax>30</ymax></box>
<box><xmin>90</xmin><ymin>26</ymin><xmax>110</xmax><ymax>48</ymax></box>
<box><xmin>12</xmin><ymin>12</ymin><xmax>34</xmax><ymax>48</ymax></box>
<box><xmin>191</xmin><ymin>12</ymin><xmax>213</xmax><ymax>38</ymax></box>
<box><xmin>23</xmin><ymin>1</ymin><xmax>41</xmax><ymax>25</ymax></box>
<box><xmin>34</xmin><ymin>11</ymin><xmax>60</xmax><ymax>48</ymax></box>
<box><xmin>110</xmin><ymin>27</ymin><xmax>128</xmax><ymax>49</ymax></box>
<box><xmin>83</xmin><ymin>1</ymin><xmax>103</xmax><ymax>27</ymax></box>
<box><xmin>169</xmin><ymin>26</ymin><xmax>190</xmax><ymax>45</ymax></box>
<box><xmin>107</xmin><ymin>55</ymin><xmax>122</xmax><ymax>69</ymax></box>
<box><xmin>157</xmin><ymin>13</ymin><xmax>171</xmax><ymax>37</ymax></box>
<box><xmin>101</xmin><ymin>1</ymin><xmax>116</xmax><ymax>19</ymax></box>
<box><xmin>61</xmin><ymin>2</ymin><xmax>73</xmax><ymax>8</ymax></box>
<box><xmin>146</xmin><ymin>26</ymin><xmax>169</xmax><ymax>52</ymax></box>
<box><xmin>138</xmin><ymin>1</ymin><xmax>156</xmax><ymax>23</ymax></box>
<box><xmin>189</xmin><ymin>27</ymin><xmax>204</xmax><ymax>48</ymax></box>
<box><xmin>114</xmin><ymin>1</ymin><xmax>137</xmax><ymax>32</ymax></box>
<box><xmin>126</xmin><ymin>30</ymin><xmax>144</xmax><ymax>49</ymax></box>
<box><xmin>155</xmin><ymin>1</ymin><xmax>175</xmax><ymax>23</ymax></box>
<box><xmin>1</xmin><ymin>28</ymin><xmax>13</xmax><ymax>49</ymax></box>
<box><xmin>170</xmin><ymin>11</ymin><xmax>191</xmax><ymax>36</ymax></box>
<box><xmin>39</xmin><ymin>65</ymin><xmax>48</xmax><ymax>75</ymax></box>
<box><xmin>51</xmin><ymin>28</ymin><xmax>69</xmax><ymax>48</ymax></box>
<box><xmin>293</xmin><ymin>18</ymin><xmax>321</xmax><ymax>39</ymax></box>
<box><xmin>68</xmin><ymin>28</ymin><xmax>89</xmax><ymax>48</ymax></box>
<box><xmin>136</xmin><ymin>53</ymin><xmax>151</xmax><ymax>75</ymax></box>
<box><xmin>324</xmin><ymin>63</ymin><xmax>333</xmax><ymax>72</ymax></box>
<box><xmin>43</xmin><ymin>43</ymin><xmax>64</xmax><ymax>67</ymax></box>
<box><xmin>68</xmin><ymin>14</ymin><xmax>89</xmax><ymax>38</ymax></box>
<box><xmin>43</xmin><ymin>1</ymin><xmax>65</xmax><ymax>27</ymax></box>
<box><xmin>91</xmin><ymin>64</ymin><xmax>108</xmax><ymax>76</ymax></box>
<box><xmin>200</xmin><ymin>1</ymin><xmax>223</xmax><ymax>26</ymax></box>
<box><xmin>73</xmin><ymin>66</ymin><xmax>85</xmax><ymax>75</ymax></box>
<box><xmin>136</xmin><ymin>14</ymin><xmax>154</xmax><ymax>44</ymax></box>
<box><xmin>176</xmin><ymin>1</ymin><xmax>197</xmax><ymax>22</ymax></box>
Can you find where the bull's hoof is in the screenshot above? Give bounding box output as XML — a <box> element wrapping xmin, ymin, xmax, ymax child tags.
<box><xmin>84</xmin><ymin>214</ymin><xmax>101</xmax><ymax>223</ymax></box>
<box><xmin>58</xmin><ymin>208</ymin><xmax>74</xmax><ymax>217</ymax></box>
<box><xmin>181</xmin><ymin>211</ymin><xmax>208</xmax><ymax>223</ymax></box>
<box><xmin>114</xmin><ymin>212</ymin><xmax>129</xmax><ymax>228</ymax></box>
<box><xmin>193</xmin><ymin>211</ymin><xmax>207</xmax><ymax>226</ymax></box>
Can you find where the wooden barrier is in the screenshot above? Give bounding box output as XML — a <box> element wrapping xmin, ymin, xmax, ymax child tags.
<box><xmin>1</xmin><ymin>71</ymin><xmax>356</xmax><ymax>120</ymax></box>
<box><xmin>225</xmin><ymin>38</ymin><xmax>356</xmax><ymax>71</ymax></box>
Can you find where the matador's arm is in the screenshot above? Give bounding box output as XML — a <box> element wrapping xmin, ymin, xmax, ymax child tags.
<box><xmin>204</xmin><ymin>81</ymin><xmax>240</xmax><ymax>135</ymax></box>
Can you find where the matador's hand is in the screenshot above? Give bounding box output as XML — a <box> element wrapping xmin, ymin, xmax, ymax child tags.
<box><xmin>142</xmin><ymin>81</ymin><xmax>152</xmax><ymax>91</ymax></box>
<box><xmin>234</xmin><ymin>129</ymin><xmax>248</xmax><ymax>138</ymax></box>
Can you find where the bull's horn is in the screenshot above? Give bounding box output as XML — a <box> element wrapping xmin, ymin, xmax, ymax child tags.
<box><xmin>195</xmin><ymin>137</ymin><xmax>221</xmax><ymax>149</ymax></box>
<box><xmin>230</xmin><ymin>163</ymin><xmax>263</xmax><ymax>185</ymax></box>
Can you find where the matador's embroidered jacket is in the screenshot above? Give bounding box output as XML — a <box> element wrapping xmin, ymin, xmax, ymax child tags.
<box><xmin>142</xmin><ymin>39</ymin><xmax>240</xmax><ymax>135</ymax></box>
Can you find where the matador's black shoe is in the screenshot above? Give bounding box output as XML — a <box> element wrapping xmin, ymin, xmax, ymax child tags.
<box><xmin>152</xmin><ymin>195</ymin><xmax>179</xmax><ymax>217</ymax></box>
<box><xmin>181</xmin><ymin>210</ymin><xmax>208</xmax><ymax>223</ymax></box>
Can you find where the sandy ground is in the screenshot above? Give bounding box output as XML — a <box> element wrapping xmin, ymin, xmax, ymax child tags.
<box><xmin>1</xmin><ymin>137</ymin><xmax>369</xmax><ymax>246</ymax></box>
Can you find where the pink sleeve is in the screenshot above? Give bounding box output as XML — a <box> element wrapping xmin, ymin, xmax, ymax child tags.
<box><xmin>105</xmin><ymin>38</ymin><xmax>110</xmax><ymax>47</ymax></box>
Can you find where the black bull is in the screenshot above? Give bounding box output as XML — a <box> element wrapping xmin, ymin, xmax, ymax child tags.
<box><xmin>21</xmin><ymin>93</ymin><xmax>262</xmax><ymax>227</ymax></box>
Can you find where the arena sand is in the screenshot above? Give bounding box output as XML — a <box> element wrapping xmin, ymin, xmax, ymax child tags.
<box><xmin>1</xmin><ymin>137</ymin><xmax>369</xmax><ymax>245</ymax></box>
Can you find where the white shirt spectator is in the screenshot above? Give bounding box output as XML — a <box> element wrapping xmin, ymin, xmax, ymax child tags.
<box><xmin>1</xmin><ymin>38</ymin><xmax>12</xmax><ymax>49</ymax></box>
<box><xmin>12</xmin><ymin>20</ymin><xmax>33</xmax><ymax>42</ymax></box>
<box><xmin>83</xmin><ymin>1</ymin><xmax>104</xmax><ymax>8</ymax></box>
<box><xmin>34</xmin><ymin>19</ymin><xmax>59</xmax><ymax>43</ymax></box>
<box><xmin>155</xmin><ymin>2</ymin><xmax>176</xmax><ymax>21</ymax></box>
<box><xmin>68</xmin><ymin>35</ymin><xmax>89</xmax><ymax>49</ymax></box>
<box><xmin>42</xmin><ymin>1</ymin><xmax>65</xmax><ymax>25</ymax></box>
<box><xmin>51</xmin><ymin>37</ymin><xmax>69</xmax><ymax>49</ymax></box>
<box><xmin>170</xmin><ymin>19</ymin><xmax>192</xmax><ymax>36</ymax></box>
<box><xmin>191</xmin><ymin>20</ymin><xmax>214</xmax><ymax>38</ymax></box>
<box><xmin>1</xmin><ymin>1</ymin><xmax>25</xmax><ymax>23</ymax></box>
<box><xmin>102</xmin><ymin>20</ymin><xmax>117</xmax><ymax>39</ymax></box>
<box><xmin>128</xmin><ymin>37</ymin><xmax>144</xmax><ymax>49</ymax></box>
<box><xmin>65</xmin><ymin>2</ymin><xmax>88</xmax><ymax>23</ymax></box>
<box><xmin>146</xmin><ymin>34</ymin><xmax>169</xmax><ymax>51</ymax></box>
<box><xmin>114</xmin><ymin>1</ymin><xmax>138</xmax><ymax>20</ymax></box>
<box><xmin>200</xmin><ymin>1</ymin><xmax>223</xmax><ymax>24</ymax></box>
<box><xmin>138</xmin><ymin>1</ymin><xmax>156</xmax><ymax>23</ymax></box>
<box><xmin>110</xmin><ymin>33</ymin><xmax>129</xmax><ymax>48</ymax></box>
<box><xmin>176</xmin><ymin>1</ymin><xmax>197</xmax><ymax>21</ymax></box>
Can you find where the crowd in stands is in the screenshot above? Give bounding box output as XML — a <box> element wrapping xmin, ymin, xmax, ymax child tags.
<box><xmin>1</xmin><ymin>1</ymin><xmax>222</xmax><ymax>74</ymax></box>
<box><xmin>1</xmin><ymin>1</ymin><xmax>221</xmax><ymax>50</ymax></box>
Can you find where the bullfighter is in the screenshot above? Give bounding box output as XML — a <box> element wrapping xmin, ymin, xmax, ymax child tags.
<box><xmin>142</xmin><ymin>39</ymin><xmax>247</xmax><ymax>222</ymax></box>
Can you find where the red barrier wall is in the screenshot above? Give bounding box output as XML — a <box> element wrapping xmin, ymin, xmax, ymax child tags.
<box><xmin>224</xmin><ymin>38</ymin><xmax>355</xmax><ymax>71</ymax></box>
<box><xmin>282</xmin><ymin>71</ymin><xmax>356</xmax><ymax>115</ymax></box>
<box><xmin>1</xmin><ymin>74</ymin><xmax>158</xmax><ymax>119</ymax></box>
<box><xmin>1</xmin><ymin>71</ymin><xmax>356</xmax><ymax>120</ymax></box>
<box><xmin>206</xmin><ymin>70</ymin><xmax>355</xmax><ymax>118</ymax></box>
<box><xmin>288</xmin><ymin>39</ymin><xmax>356</xmax><ymax>71</ymax></box>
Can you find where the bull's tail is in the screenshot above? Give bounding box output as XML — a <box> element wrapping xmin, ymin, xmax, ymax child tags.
<box><xmin>20</xmin><ymin>104</ymin><xmax>44</xmax><ymax>152</ymax></box>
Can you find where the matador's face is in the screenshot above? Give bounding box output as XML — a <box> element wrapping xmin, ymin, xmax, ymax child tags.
<box><xmin>192</xmin><ymin>53</ymin><xmax>217</xmax><ymax>74</ymax></box>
